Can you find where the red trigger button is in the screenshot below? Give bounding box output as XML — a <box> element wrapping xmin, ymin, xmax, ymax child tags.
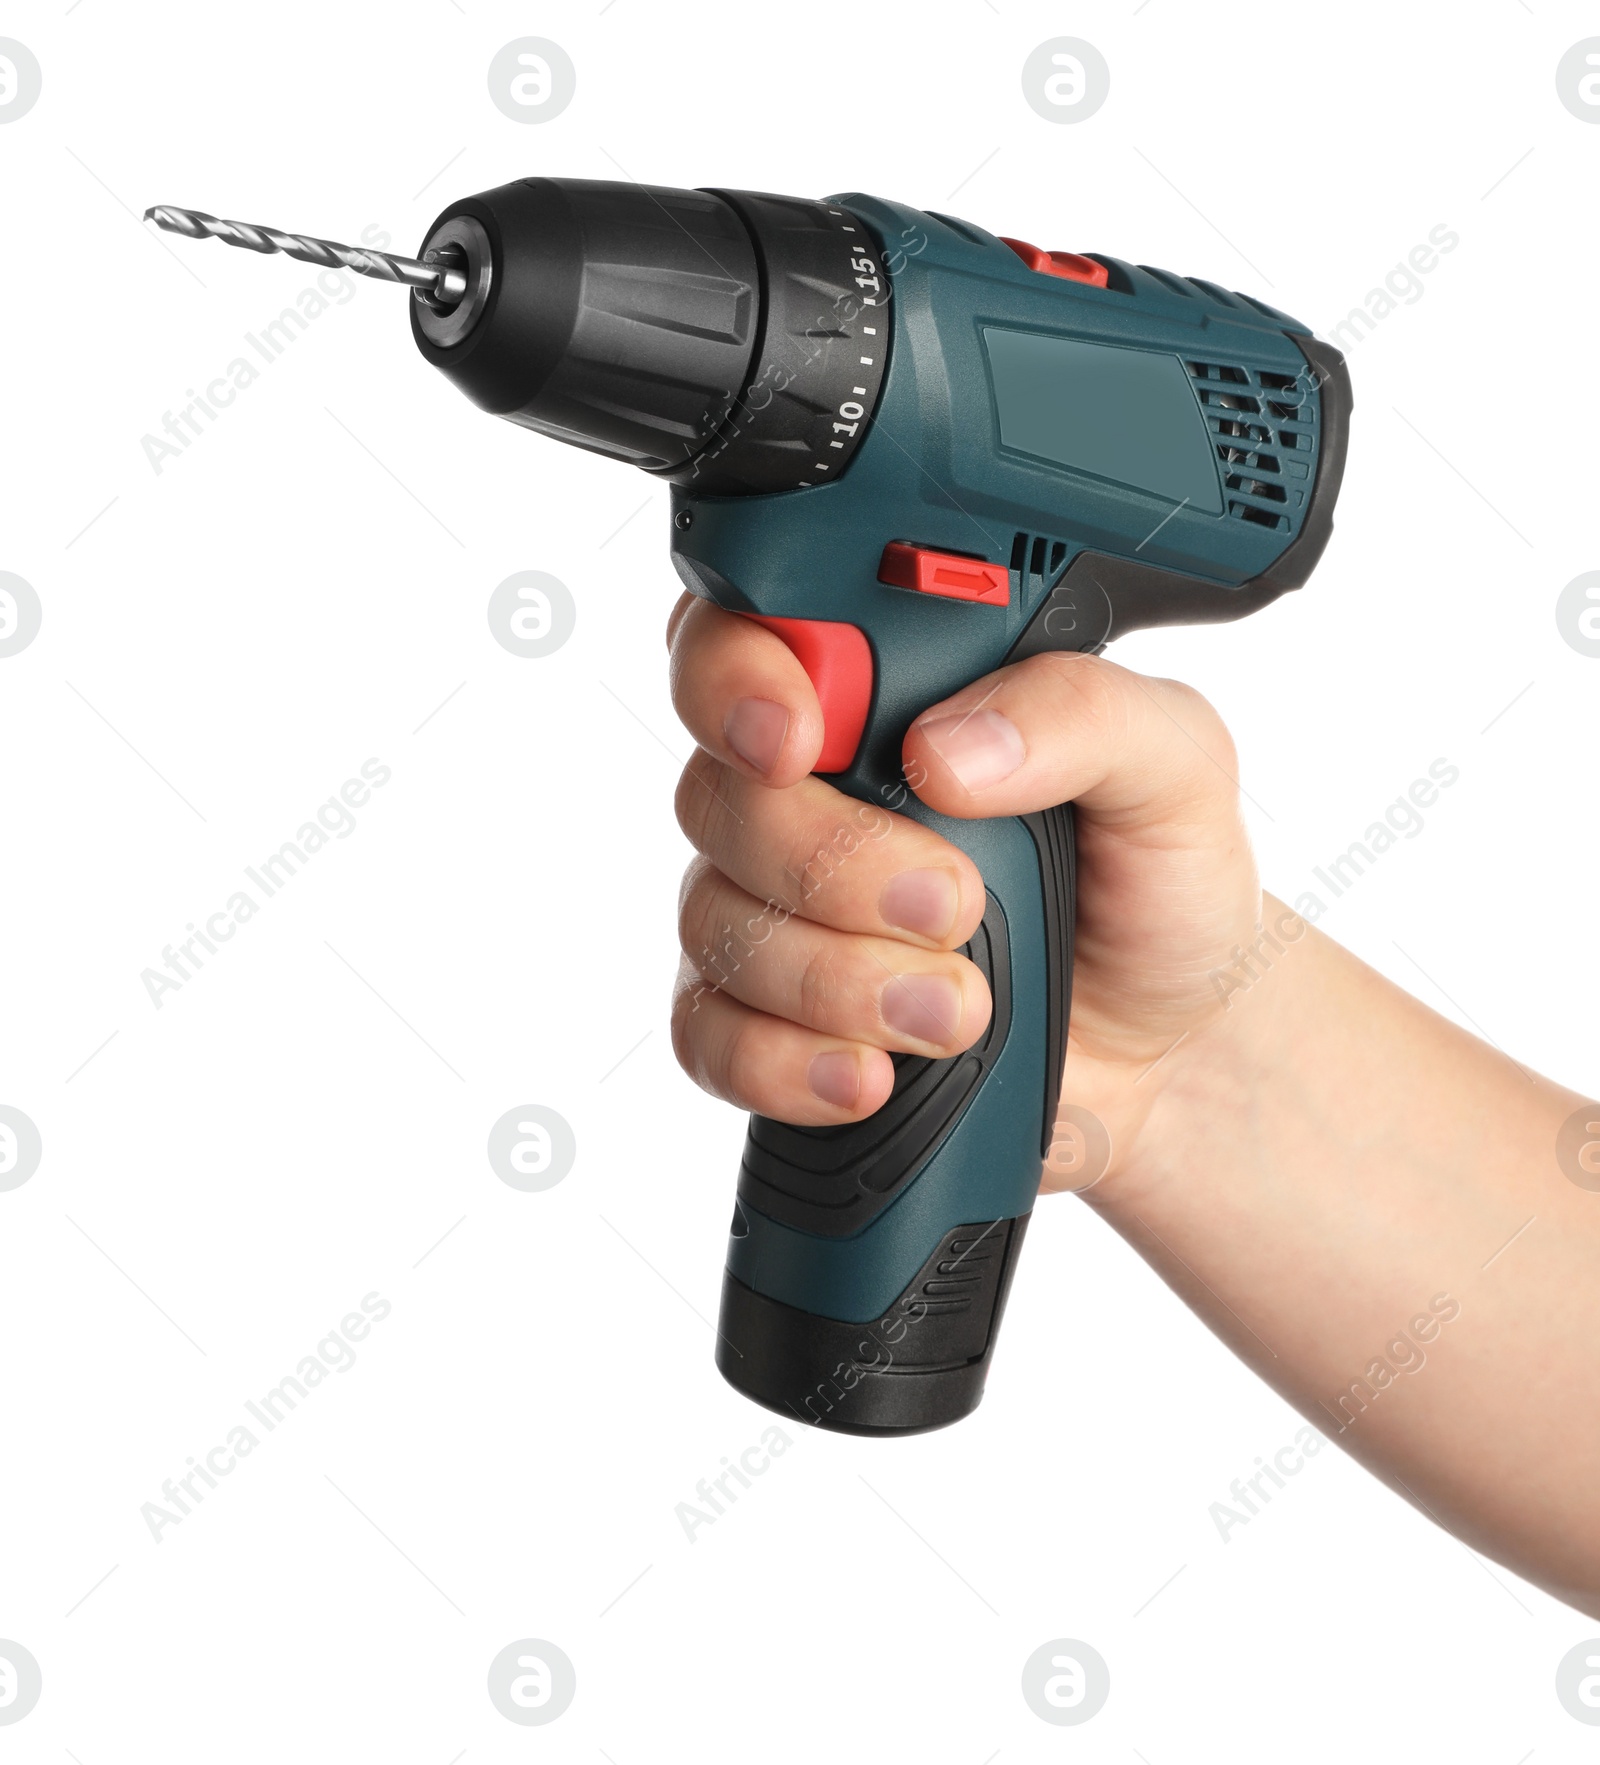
<box><xmin>743</xmin><ymin>615</ymin><xmax>872</xmax><ymax>774</ymax></box>
<box><xmin>999</xmin><ymin>237</ymin><xmax>1111</xmax><ymax>288</ymax></box>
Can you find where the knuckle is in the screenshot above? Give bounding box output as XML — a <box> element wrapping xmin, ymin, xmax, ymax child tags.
<box><xmin>1154</xmin><ymin>676</ymin><xmax>1239</xmax><ymax>783</ymax></box>
<box><xmin>1157</xmin><ymin>673</ymin><xmax>1219</xmax><ymax>725</ymax></box>
<box><xmin>672</xmin><ymin>761</ymin><xmax>705</xmax><ymax>847</ymax></box>
<box><xmin>664</xmin><ymin>589</ymin><xmax>696</xmax><ymax>652</ymax></box>
<box><xmin>668</xmin><ymin>980</ymin><xmax>698</xmax><ymax>1075</ymax></box>
<box><xmin>1040</xmin><ymin>650</ymin><xmax>1127</xmax><ymax>741</ymax></box>
<box><xmin>676</xmin><ymin>858</ymin><xmax>725</xmax><ymax>965</ymax></box>
<box><xmin>796</xmin><ymin>941</ymin><xmax>845</xmax><ymax>1029</ymax></box>
<box><xmin>780</xmin><ymin>822</ymin><xmax>846</xmax><ymax>918</ymax></box>
<box><xmin>721</xmin><ymin>1021</ymin><xmax>770</xmax><ymax>1111</ymax></box>
<box><xmin>673</xmin><ymin>751</ymin><xmax>738</xmax><ymax>855</ymax></box>
<box><xmin>669</xmin><ymin>970</ymin><xmax>715</xmax><ymax>1085</ymax></box>
<box><xmin>1027</xmin><ymin>647</ymin><xmax>1103</xmax><ymax>695</ymax></box>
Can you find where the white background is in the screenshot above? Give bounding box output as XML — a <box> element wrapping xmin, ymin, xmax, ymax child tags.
<box><xmin>2</xmin><ymin>0</ymin><xmax>1598</xmax><ymax>1757</ymax></box>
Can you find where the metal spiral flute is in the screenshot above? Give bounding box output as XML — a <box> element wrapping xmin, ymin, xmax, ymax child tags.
<box><xmin>143</xmin><ymin>206</ymin><xmax>467</xmax><ymax>302</ymax></box>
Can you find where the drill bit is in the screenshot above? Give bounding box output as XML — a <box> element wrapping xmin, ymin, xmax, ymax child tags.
<box><xmin>143</xmin><ymin>206</ymin><xmax>468</xmax><ymax>303</ymax></box>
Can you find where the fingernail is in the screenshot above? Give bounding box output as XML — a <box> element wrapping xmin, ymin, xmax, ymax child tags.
<box><xmin>882</xmin><ymin>973</ymin><xmax>962</xmax><ymax>1045</ymax></box>
<box><xmin>879</xmin><ymin>868</ymin><xmax>959</xmax><ymax>940</ymax></box>
<box><xmin>808</xmin><ymin>1050</ymin><xmax>860</xmax><ymax>1109</ymax></box>
<box><xmin>919</xmin><ymin>708</ymin><xmax>1025</xmax><ymax>791</ymax></box>
<box><xmin>724</xmin><ymin>697</ymin><xmax>789</xmax><ymax>775</ymax></box>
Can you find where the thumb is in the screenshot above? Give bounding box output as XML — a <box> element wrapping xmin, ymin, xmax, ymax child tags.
<box><xmin>902</xmin><ymin>650</ymin><xmax>1242</xmax><ymax>836</ymax></box>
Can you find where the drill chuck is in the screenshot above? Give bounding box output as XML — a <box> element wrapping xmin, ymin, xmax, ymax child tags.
<box><xmin>410</xmin><ymin>179</ymin><xmax>890</xmax><ymax>495</ymax></box>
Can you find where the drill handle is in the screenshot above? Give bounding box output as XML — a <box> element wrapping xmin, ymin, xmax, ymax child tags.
<box><xmin>716</xmin><ymin>733</ymin><xmax>1076</xmax><ymax>1433</ymax></box>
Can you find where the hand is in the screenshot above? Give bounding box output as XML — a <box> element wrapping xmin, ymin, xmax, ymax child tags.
<box><xmin>666</xmin><ymin>592</ymin><xmax>1600</xmax><ymax>1611</ymax></box>
<box><xmin>665</xmin><ymin>592</ymin><xmax>1270</xmax><ymax>1192</ymax></box>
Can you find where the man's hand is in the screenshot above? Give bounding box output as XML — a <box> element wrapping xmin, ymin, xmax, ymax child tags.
<box><xmin>663</xmin><ymin>588</ymin><xmax>1600</xmax><ymax>1616</ymax></box>
<box><xmin>665</xmin><ymin>590</ymin><xmax>1263</xmax><ymax>1191</ymax></box>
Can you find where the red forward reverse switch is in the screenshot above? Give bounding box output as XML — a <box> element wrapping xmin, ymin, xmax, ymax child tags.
<box><xmin>878</xmin><ymin>542</ymin><xmax>1010</xmax><ymax>606</ymax></box>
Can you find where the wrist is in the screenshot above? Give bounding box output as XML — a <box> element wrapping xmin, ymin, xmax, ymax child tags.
<box><xmin>1058</xmin><ymin>893</ymin><xmax>1317</xmax><ymax>1208</ymax></box>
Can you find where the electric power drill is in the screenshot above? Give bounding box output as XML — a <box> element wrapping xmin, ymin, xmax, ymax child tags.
<box><xmin>148</xmin><ymin>180</ymin><xmax>1351</xmax><ymax>1435</ymax></box>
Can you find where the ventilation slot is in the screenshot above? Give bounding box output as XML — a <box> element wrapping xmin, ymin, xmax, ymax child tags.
<box><xmin>1202</xmin><ymin>390</ymin><xmax>1261</xmax><ymax>413</ymax></box>
<box><xmin>1188</xmin><ymin>357</ymin><xmax>1319</xmax><ymax>539</ymax></box>
<box><xmin>1225</xmin><ymin>475</ymin><xmax>1286</xmax><ymax>502</ymax></box>
<box><xmin>1011</xmin><ymin>531</ymin><xmax>1070</xmax><ymax>599</ymax></box>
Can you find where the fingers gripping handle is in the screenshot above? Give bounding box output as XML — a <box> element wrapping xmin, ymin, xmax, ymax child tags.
<box><xmin>714</xmin><ymin>726</ymin><xmax>1077</xmax><ymax>1434</ymax></box>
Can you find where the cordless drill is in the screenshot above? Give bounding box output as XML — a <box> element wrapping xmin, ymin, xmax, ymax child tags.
<box><xmin>149</xmin><ymin>180</ymin><xmax>1351</xmax><ymax>1435</ymax></box>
